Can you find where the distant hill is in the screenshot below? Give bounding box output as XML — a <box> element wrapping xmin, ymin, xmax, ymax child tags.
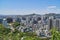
<box><xmin>0</xmin><ymin>13</ymin><xmax>60</xmax><ymax>19</ymax></box>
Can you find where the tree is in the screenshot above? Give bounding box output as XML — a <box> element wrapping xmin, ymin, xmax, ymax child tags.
<box><xmin>13</xmin><ymin>22</ymin><xmax>20</xmax><ymax>27</ymax></box>
<box><xmin>50</xmin><ymin>27</ymin><xmax>60</xmax><ymax>40</ymax></box>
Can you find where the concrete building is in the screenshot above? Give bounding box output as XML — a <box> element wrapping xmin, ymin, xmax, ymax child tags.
<box><xmin>0</xmin><ymin>18</ymin><xmax>3</xmax><ymax>24</ymax></box>
<box><xmin>2</xmin><ymin>18</ymin><xmax>8</xmax><ymax>28</ymax></box>
<box><xmin>53</xmin><ymin>19</ymin><xmax>60</xmax><ymax>31</ymax></box>
<box><xmin>48</xmin><ymin>16</ymin><xmax>54</xmax><ymax>30</ymax></box>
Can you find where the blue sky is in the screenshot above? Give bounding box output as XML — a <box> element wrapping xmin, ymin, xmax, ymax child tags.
<box><xmin>0</xmin><ymin>0</ymin><xmax>60</xmax><ymax>15</ymax></box>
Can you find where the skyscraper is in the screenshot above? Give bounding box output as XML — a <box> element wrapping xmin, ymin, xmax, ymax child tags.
<box><xmin>54</xmin><ymin>19</ymin><xmax>60</xmax><ymax>31</ymax></box>
<box><xmin>48</xmin><ymin>16</ymin><xmax>54</xmax><ymax>30</ymax></box>
<box><xmin>2</xmin><ymin>18</ymin><xmax>8</xmax><ymax>28</ymax></box>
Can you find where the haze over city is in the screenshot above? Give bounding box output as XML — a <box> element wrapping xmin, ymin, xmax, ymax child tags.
<box><xmin>0</xmin><ymin>0</ymin><xmax>60</xmax><ymax>15</ymax></box>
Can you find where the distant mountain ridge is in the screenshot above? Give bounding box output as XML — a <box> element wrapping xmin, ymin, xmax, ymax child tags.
<box><xmin>0</xmin><ymin>13</ymin><xmax>60</xmax><ymax>19</ymax></box>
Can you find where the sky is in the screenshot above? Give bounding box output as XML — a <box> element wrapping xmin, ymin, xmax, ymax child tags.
<box><xmin>0</xmin><ymin>0</ymin><xmax>60</xmax><ymax>15</ymax></box>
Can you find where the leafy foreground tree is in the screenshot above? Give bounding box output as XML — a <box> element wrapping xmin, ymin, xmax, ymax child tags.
<box><xmin>0</xmin><ymin>24</ymin><xmax>11</xmax><ymax>40</ymax></box>
<box><xmin>23</xmin><ymin>36</ymin><xmax>41</xmax><ymax>40</ymax></box>
<box><xmin>0</xmin><ymin>24</ymin><xmax>40</xmax><ymax>40</ymax></box>
<box><xmin>50</xmin><ymin>27</ymin><xmax>60</xmax><ymax>40</ymax></box>
<box><xmin>13</xmin><ymin>22</ymin><xmax>20</xmax><ymax>28</ymax></box>
<box><xmin>1</xmin><ymin>23</ymin><xmax>60</xmax><ymax>40</ymax></box>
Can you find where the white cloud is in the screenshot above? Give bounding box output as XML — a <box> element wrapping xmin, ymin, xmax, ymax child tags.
<box><xmin>48</xmin><ymin>6</ymin><xmax>56</xmax><ymax>9</ymax></box>
<box><xmin>0</xmin><ymin>9</ymin><xmax>41</xmax><ymax>15</ymax></box>
<box><xmin>0</xmin><ymin>6</ymin><xmax>60</xmax><ymax>15</ymax></box>
<box><xmin>46</xmin><ymin>6</ymin><xmax>60</xmax><ymax>13</ymax></box>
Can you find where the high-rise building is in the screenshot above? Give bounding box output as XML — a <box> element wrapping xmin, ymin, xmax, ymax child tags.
<box><xmin>48</xmin><ymin>16</ymin><xmax>54</xmax><ymax>30</ymax></box>
<box><xmin>6</xmin><ymin>17</ymin><xmax>13</xmax><ymax>23</ymax></box>
<box><xmin>54</xmin><ymin>19</ymin><xmax>60</xmax><ymax>31</ymax></box>
<box><xmin>0</xmin><ymin>18</ymin><xmax>3</xmax><ymax>24</ymax></box>
<box><xmin>48</xmin><ymin>16</ymin><xmax>60</xmax><ymax>31</ymax></box>
<box><xmin>2</xmin><ymin>18</ymin><xmax>8</xmax><ymax>28</ymax></box>
<box><xmin>16</xmin><ymin>17</ymin><xmax>21</xmax><ymax>22</ymax></box>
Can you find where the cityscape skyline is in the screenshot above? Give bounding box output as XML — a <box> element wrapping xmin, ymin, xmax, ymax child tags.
<box><xmin>0</xmin><ymin>0</ymin><xmax>60</xmax><ymax>15</ymax></box>
<box><xmin>0</xmin><ymin>0</ymin><xmax>60</xmax><ymax>39</ymax></box>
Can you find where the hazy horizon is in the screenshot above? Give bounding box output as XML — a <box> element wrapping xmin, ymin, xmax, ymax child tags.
<box><xmin>0</xmin><ymin>0</ymin><xmax>60</xmax><ymax>15</ymax></box>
